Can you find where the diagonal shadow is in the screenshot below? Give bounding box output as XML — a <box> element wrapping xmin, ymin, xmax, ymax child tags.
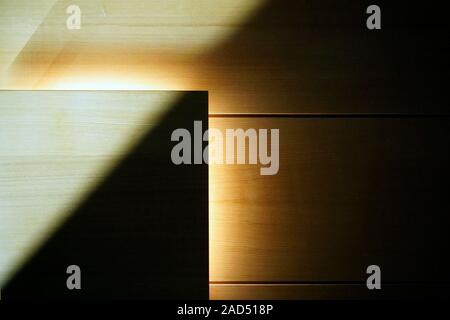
<box><xmin>198</xmin><ymin>0</ymin><xmax>448</xmax><ymax>114</ymax></box>
<box><xmin>3</xmin><ymin>91</ymin><xmax>209</xmax><ymax>300</ymax></box>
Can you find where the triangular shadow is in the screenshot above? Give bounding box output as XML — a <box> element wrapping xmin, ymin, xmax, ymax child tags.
<box><xmin>3</xmin><ymin>91</ymin><xmax>209</xmax><ymax>300</ymax></box>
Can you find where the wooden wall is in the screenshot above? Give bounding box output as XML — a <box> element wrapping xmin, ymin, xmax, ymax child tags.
<box><xmin>1</xmin><ymin>0</ymin><xmax>449</xmax><ymax>299</ymax></box>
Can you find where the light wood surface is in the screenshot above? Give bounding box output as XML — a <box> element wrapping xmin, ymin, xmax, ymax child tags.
<box><xmin>209</xmin><ymin>117</ymin><xmax>450</xmax><ymax>282</ymax></box>
<box><xmin>2</xmin><ymin>1</ymin><xmax>446</xmax><ymax>113</ymax></box>
<box><xmin>210</xmin><ymin>284</ymin><xmax>450</xmax><ymax>300</ymax></box>
<box><xmin>0</xmin><ymin>90</ymin><xmax>180</xmax><ymax>286</ymax></box>
<box><xmin>1</xmin><ymin>1</ymin><xmax>448</xmax><ymax>299</ymax></box>
<box><xmin>1</xmin><ymin>90</ymin><xmax>209</xmax><ymax>299</ymax></box>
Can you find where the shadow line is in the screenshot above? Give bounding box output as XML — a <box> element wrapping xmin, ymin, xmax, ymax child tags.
<box><xmin>3</xmin><ymin>91</ymin><xmax>209</xmax><ymax>300</ymax></box>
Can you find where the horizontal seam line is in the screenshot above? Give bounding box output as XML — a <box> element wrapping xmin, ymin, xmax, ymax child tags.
<box><xmin>208</xmin><ymin>113</ymin><xmax>450</xmax><ymax>118</ymax></box>
<box><xmin>209</xmin><ymin>281</ymin><xmax>450</xmax><ymax>286</ymax></box>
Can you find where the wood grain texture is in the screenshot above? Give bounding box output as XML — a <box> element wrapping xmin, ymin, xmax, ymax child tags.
<box><xmin>209</xmin><ymin>117</ymin><xmax>450</xmax><ymax>285</ymax></box>
<box><xmin>1</xmin><ymin>90</ymin><xmax>209</xmax><ymax>299</ymax></box>
<box><xmin>1</xmin><ymin>0</ymin><xmax>449</xmax><ymax>300</ymax></box>
<box><xmin>0</xmin><ymin>90</ymin><xmax>209</xmax><ymax>294</ymax></box>
<box><xmin>0</xmin><ymin>0</ymin><xmax>265</xmax><ymax>93</ymax></box>
<box><xmin>210</xmin><ymin>283</ymin><xmax>450</xmax><ymax>300</ymax></box>
<box><xmin>1</xmin><ymin>1</ymin><xmax>447</xmax><ymax>113</ymax></box>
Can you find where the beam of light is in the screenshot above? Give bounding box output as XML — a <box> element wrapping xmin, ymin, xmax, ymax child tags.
<box><xmin>0</xmin><ymin>0</ymin><xmax>59</xmax><ymax>78</ymax></box>
<box><xmin>0</xmin><ymin>0</ymin><xmax>267</xmax><ymax>290</ymax></box>
<box><xmin>50</xmin><ymin>77</ymin><xmax>184</xmax><ymax>91</ymax></box>
<box><xmin>1</xmin><ymin>0</ymin><xmax>266</xmax><ymax>89</ymax></box>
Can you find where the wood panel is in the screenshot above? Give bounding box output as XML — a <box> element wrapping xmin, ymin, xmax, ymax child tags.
<box><xmin>210</xmin><ymin>284</ymin><xmax>450</xmax><ymax>300</ymax></box>
<box><xmin>1</xmin><ymin>1</ymin><xmax>447</xmax><ymax>113</ymax></box>
<box><xmin>209</xmin><ymin>117</ymin><xmax>450</xmax><ymax>287</ymax></box>
<box><xmin>0</xmin><ymin>90</ymin><xmax>209</xmax><ymax>299</ymax></box>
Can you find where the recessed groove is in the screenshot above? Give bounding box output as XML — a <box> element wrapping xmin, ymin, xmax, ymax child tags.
<box><xmin>210</xmin><ymin>281</ymin><xmax>450</xmax><ymax>286</ymax></box>
<box><xmin>208</xmin><ymin>113</ymin><xmax>450</xmax><ymax>119</ymax></box>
